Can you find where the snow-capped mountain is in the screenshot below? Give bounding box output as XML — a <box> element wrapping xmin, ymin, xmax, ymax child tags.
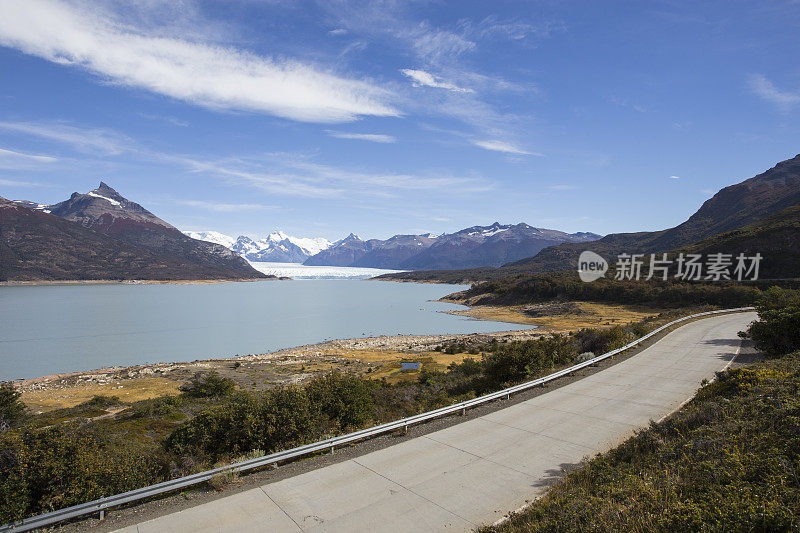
<box><xmin>4</xmin><ymin>183</ymin><xmax>266</xmax><ymax>280</ymax></box>
<box><xmin>11</xmin><ymin>200</ymin><xmax>51</xmax><ymax>213</ymax></box>
<box><xmin>304</xmin><ymin>222</ymin><xmax>602</xmax><ymax>270</ymax></box>
<box><xmin>183</xmin><ymin>230</ymin><xmax>332</xmax><ymax>263</ymax></box>
<box><xmin>182</xmin><ymin>230</ymin><xmax>237</xmax><ymax>250</ymax></box>
<box><xmin>184</xmin><ymin>222</ymin><xmax>600</xmax><ymax>269</ymax></box>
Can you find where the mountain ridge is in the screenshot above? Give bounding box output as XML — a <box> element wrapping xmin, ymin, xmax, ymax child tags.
<box><xmin>377</xmin><ymin>153</ymin><xmax>800</xmax><ymax>283</ymax></box>
<box><xmin>303</xmin><ymin>222</ymin><xmax>601</xmax><ymax>269</ymax></box>
<box><xmin>2</xmin><ymin>184</ymin><xmax>268</xmax><ymax>281</ymax></box>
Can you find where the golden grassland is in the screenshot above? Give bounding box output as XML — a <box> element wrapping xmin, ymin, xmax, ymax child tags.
<box><xmin>447</xmin><ymin>301</ymin><xmax>662</xmax><ymax>331</ymax></box>
<box><xmin>22</xmin><ymin>377</ymin><xmax>181</xmax><ymax>413</ymax></box>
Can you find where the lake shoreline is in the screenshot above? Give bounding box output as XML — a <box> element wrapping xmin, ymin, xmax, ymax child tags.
<box><xmin>14</xmin><ymin>325</ymin><xmax>545</xmax><ymax>412</ymax></box>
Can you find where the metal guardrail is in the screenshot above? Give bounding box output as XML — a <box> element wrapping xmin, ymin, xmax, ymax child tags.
<box><xmin>2</xmin><ymin>307</ymin><xmax>755</xmax><ymax>532</ymax></box>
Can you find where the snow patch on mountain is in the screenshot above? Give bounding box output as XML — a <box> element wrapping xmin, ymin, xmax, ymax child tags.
<box><xmin>183</xmin><ymin>230</ymin><xmax>332</xmax><ymax>263</ymax></box>
<box><xmin>184</xmin><ymin>231</ymin><xmax>238</xmax><ymax>249</ymax></box>
<box><xmin>87</xmin><ymin>191</ymin><xmax>122</xmax><ymax>207</ymax></box>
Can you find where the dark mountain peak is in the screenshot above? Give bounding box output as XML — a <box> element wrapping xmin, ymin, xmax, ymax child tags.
<box><xmin>49</xmin><ymin>182</ymin><xmax>176</xmax><ymax>231</ymax></box>
<box><xmin>341</xmin><ymin>233</ymin><xmax>361</xmax><ymax>242</ymax></box>
<box><xmin>571</xmin><ymin>231</ymin><xmax>603</xmax><ymax>239</ymax></box>
<box><xmin>3</xmin><ymin>183</ymin><xmax>265</xmax><ymax>281</ymax></box>
<box><xmin>454</xmin><ymin>222</ymin><xmax>512</xmax><ymax>236</ymax></box>
<box><xmin>93</xmin><ymin>181</ymin><xmax>124</xmax><ymax>199</ymax></box>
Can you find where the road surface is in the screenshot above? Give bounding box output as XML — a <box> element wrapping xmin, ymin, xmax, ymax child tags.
<box><xmin>114</xmin><ymin>311</ymin><xmax>755</xmax><ymax>533</ymax></box>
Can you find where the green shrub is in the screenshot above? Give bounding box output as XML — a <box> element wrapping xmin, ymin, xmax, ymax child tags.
<box><xmin>0</xmin><ymin>427</ymin><xmax>164</xmax><ymax>523</ymax></box>
<box><xmin>0</xmin><ymin>383</ymin><xmax>26</xmax><ymax>428</ymax></box>
<box><xmin>179</xmin><ymin>371</ymin><xmax>236</xmax><ymax>398</ymax></box>
<box><xmin>746</xmin><ymin>286</ymin><xmax>800</xmax><ymax>356</ymax></box>
<box><xmin>305</xmin><ymin>372</ymin><xmax>375</xmax><ymax>431</ymax></box>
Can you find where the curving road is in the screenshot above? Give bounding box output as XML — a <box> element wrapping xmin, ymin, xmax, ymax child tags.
<box><xmin>113</xmin><ymin>312</ymin><xmax>755</xmax><ymax>533</ymax></box>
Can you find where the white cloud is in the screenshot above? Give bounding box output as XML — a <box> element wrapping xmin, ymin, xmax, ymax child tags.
<box><xmin>400</xmin><ymin>69</ymin><xmax>473</xmax><ymax>93</ymax></box>
<box><xmin>668</xmin><ymin>175</ymin><xmax>680</xmax><ymax>180</ymax></box>
<box><xmin>548</xmin><ymin>184</ymin><xmax>577</xmax><ymax>190</ymax></box>
<box><xmin>326</xmin><ymin>131</ymin><xmax>396</xmax><ymax>143</ymax></box>
<box><xmin>471</xmin><ymin>139</ymin><xmax>540</xmax><ymax>156</ymax></box>
<box><xmin>0</xmin><ymin>0</ymin><xmax>399</xmax><ymax>123</ymax></box>
<box><xmin>165</xmin><ymin>152</ymin><xmax>493</xmax><ymax>198</ymax></box>
<box><xmin>748</xmin><ymin>74</ymin><xmax>800</xmax><ymax>111</ymax></box>
<box><xmin>176</xmin><ymin>200</ymin><xmax>278</xmax><ymax>212</ymax></box>
<box><xmin>138</xmin><ymin>113</ymin><xmax>189</xmax><ymax>127</ymax></box>
<box><xmin>328</xmin><ymin>28</ymin><xmax>348</xmax><ymax>36</ymax></box>
<box><xmin>0</xmin><ymin>178</ymin><xmax>43</xmax><ymax>187</ymax></box>
<box><xmin>0</xmin><ymin>121</ymin><xmax>130</xmax><ymax>155</ymax></box>
<box><xmin>0</xmin><ymin>147</ymin><xmax>57</xmax><ymax>162</ymax></box>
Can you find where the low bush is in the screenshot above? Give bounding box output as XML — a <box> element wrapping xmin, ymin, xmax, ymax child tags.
<box><xmin>745</xmin><ymin>286</ymin><xmax>800</xmax><ymax>356</ymax></box>
<box><xmin>0</xmin><ymin>384</ymin><xmax>26</xmax><ymax>429</ymax></box>
<box><xmin>179</xmin><ymin>371</ymin><xmax>236</xmax><ymax>398</ymax></box>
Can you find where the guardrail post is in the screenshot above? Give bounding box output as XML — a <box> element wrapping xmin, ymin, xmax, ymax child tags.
<box><xmin>98</xmin><ymin>496</ymin><xmax>105</xmax><ymax>521</ymax></box>
<box><xmin>403</xmin><ymin>424</ymin><xmax>408</xmax><ymax>434</ymax></box>
<box><xmin>330</xmin><ymin>445</ymin><xmax>335</xmax><ymax>454</ymax></box>
<box><xmin>460</xmin><ymin>408</ymin><xmax>465</xmax><ymax>416</ymax></box>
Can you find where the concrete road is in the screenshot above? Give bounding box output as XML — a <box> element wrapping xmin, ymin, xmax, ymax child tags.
<box><xmin>114</xmin><ymin>312</ymin><xmax>755</xmax><ymax>533</ymax></box>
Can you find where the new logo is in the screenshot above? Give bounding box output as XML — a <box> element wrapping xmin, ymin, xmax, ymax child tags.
<box><xmin>578</xmin><ymin>250</ymin><xmax>608</xmax><ymax>282</ymax></box>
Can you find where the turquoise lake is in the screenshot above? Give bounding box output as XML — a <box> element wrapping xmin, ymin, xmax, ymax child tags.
<box><xmin>0</xmin><ymin>280</ymin><xmax>531</xmax><ymax>380</ymax></box>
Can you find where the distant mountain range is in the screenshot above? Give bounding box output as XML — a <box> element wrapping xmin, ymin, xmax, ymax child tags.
<box><xmin>380</xmin><ymin>153</ymin><xmax>800</xmax><ymax>283</ymax></box>
<box><xmin>184</xmin><ymin>230</ymin><xmax>331</xmax><ymax>263</ymax></box>
<box><xmin>1</xmin><ymin>183</ymin><xmax>268</xmax><ymax>282</ymax></box>
<box><xmin>187</xmin><ymin>223</ymin><xmax>602</xmax><ymax>270</ymax></box>
<box><xmin>306</xmin><ymin>223</ymin><xmax>601</xmax><ymax>270</ymax></box>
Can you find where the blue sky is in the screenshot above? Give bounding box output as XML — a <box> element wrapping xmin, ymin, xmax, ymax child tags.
<box><xmin>0</xmin><ymin>0</ymin><xmax>798</xmax><ymax>241</ymax></box>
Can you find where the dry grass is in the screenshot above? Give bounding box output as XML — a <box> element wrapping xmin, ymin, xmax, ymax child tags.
<box><xmin>448</xmin><ymin>301</ymin><xmax>663</xmax><ymax>331</ymax></box>
<box><xmin>22</xmin><ymin>377</ymin><xmax>181</xmax><ymax>413</ymax></box>
<box><xmin>326</xmin><ymin>349</ymin><xmax>477</xmax><ymax>383</ymax></box>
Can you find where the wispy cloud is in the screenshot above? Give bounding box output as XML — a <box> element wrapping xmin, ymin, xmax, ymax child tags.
<box><xmin>668</xmin><ymin>175</ymin><xmax>680</xmax><ymax>180</ymax></box>
<box><xmin>548</xmin><ymin>184</ymin><xmax>577</xmax><ymax>190</ymax></box>
<box><xmin>0</xmin><ymin>147</ymin><xmax>57</xmax><ymax>162</ymax></box>
<box><xmin>0</xmin><ymin>178</ymin><xmax>43</xmax><ymax>187</ymax></box>
<box><xmin>476</xmin><ymin>16</ymin><xmax>564</xmax><ymax>42</ymax></box>
<box><xmin>609</xmin><ymin>96</ymin><xmax>646</xmax><ymax>113</ymax></box>
<box><xmin>0</xmin><ymin>0</ymin><xmax>399</xmax><ymax>123</ymax></box>
<box><xmin>400</xmin><ymin>69</ymin><xmax>473</xmax><ymax>93</ymax></box>
<box><xmin>326</xmin><ymin>131</ymin><xmax>396</xmax><ymax>143</ymax></box>
<box><xmin>401</xmin><ymin>21</ymin><xmax>475</xmax><ymax>62</ymax></box>
<box><xmin>471</xmin><ymin>139</ymin><xmax>540</xmax><ymax>156</ymax></box>
<box><xmin>748</xmin><ymin>74</ymin><xmax>800</xmax><ymax>112</ymax></box>
<box><xmin>164</xmin><ymin>151</ymin><xmax>493</xmax><ymax>199</ymax></box>
<box><xmin>138</xmin><ymin>113</ymin><xmax>189</xmax><ymax>127</ymax></box>
<box><xmin>176</xmin><ymin>200</ymin><xmax>278</xmax><ymax>212</ymax></box>
<box><xmin>154</xmin><ymin>148</ymin><xmax>493</xmax><ymax>200</ymax></box>
<box><xmin>0</xmin><ymin>121</ymin><xmax>129</xmax><ymax>155</ymax></box>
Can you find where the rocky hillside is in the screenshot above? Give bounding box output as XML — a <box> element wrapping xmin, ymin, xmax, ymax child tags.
<box><xmin>673</xmin><ymin>201</ymin><xmax>800</xmax><ymax>280</ymax></box>
<box><xmin>380</xmin><ymin>153</ymin><xmax>800</xmax><ymax>282</ymax></box>
<box><xmin>1</xmin><ymin>184</ymin><xmax>269</xmax><ymax>281</ymax></box>
<box><xmin>43</xmin><ymin>183</ymin><xmax>262</xmax><ymax>279</ymax></box>
<box><xmin>508</xmin><ymin>153</ymin><xmax>800</xmax><ymax>272</ymax></box>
